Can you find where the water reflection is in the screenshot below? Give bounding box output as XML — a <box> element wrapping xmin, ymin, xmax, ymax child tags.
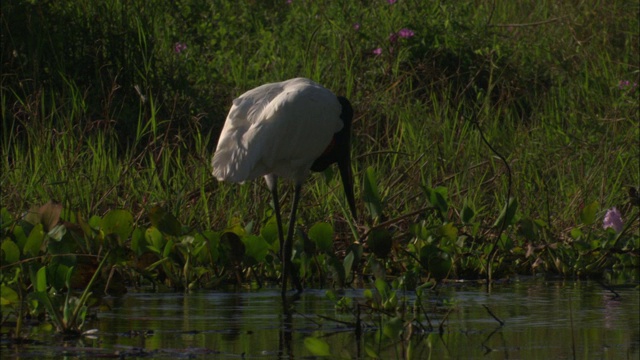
<box><xmin>2</xmin><ymin>280</ymin><xmax>638</xmax><ymax>359</ymax></box>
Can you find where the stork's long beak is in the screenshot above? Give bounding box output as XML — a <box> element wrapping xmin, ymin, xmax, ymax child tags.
<box><xmin>338</xmin><ymin>153</ymin><xmax>357</xmax><ymax>221</ymax></box>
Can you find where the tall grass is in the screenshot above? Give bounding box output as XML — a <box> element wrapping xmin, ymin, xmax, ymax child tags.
<box><xmin>1</xmin><ymin>0</ymin><xmax>638</xmax><ymax>276</ymax></box>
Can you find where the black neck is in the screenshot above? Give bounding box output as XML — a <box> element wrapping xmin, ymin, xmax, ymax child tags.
<box><xmin>311</xmin><ymin>96</ymin><xmax>353</xmax><ymax>172</ymax></box>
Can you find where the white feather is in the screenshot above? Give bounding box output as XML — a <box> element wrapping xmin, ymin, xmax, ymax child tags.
<box><xmin>212</xmin><ymin>78</ymin><xmax>343</xmax><ymax>184</ymax></box>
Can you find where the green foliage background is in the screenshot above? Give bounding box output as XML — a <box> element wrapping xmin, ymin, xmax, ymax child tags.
<box><xmin>1</xmin><ymin>0</ymin><xmax>638</xmax><ymax>290</ymax></box>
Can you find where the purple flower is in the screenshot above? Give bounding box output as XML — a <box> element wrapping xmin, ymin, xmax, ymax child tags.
<box><xmin>618</xmin><ymin>80</ymin><xmax>638</xmax><ymax>89</ymax></box>
<box><xmin>603</xmin><ymin>207</ymin><xmax>623</xmax><ymax>233</ymax></box>
<box><xmin>388</xmin><ymin>0</ymin><xmax>397</xmax><ymax>4</ymax></box>
<box><xmin>389</xmin><ymin>32</ymin><xmax>398</xmax><ymax>43</ymax></box>
<box><xmin>372</xmin><ymin>47</ymin><xmax>382</xmax><ymax>56</ymax></box>
<box><xmin>398</xmin><ymin>28</ymin><xmax>415</xmax><ymax>38</ymax></box>
<box><xmin>174</xmin><ymin>42</ymin><xmax>187</xmax><ymax>54</ymax></box>
<box><xmin>353</xmin><ymin>23</ymin><xmax>360</xmax><ymax>31</ymax></box>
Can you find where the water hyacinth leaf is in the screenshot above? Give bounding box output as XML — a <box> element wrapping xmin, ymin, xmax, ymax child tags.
<box><xmin>30</xmin><ymin>290</ymin><xmax>62</xmax><ymax>331</ymax></box>
<box><xmin>48</xmin><ymin>263</ymin><xmax>72</xmax><ymax>292</ymax></box>
<box><xmin>36</xmin><ymin>266</ymin><xmax>48</xmax><ymax>292</ymax></box>
<box><xmin>225</xmin><ymin>223</ymin><xmax>246</xmax><ymax>238</ymax></box>
<box><xmin>580</xmin><ymin>201</ymin><xmax>598</xmax><ymax>225</ymax></box>
<box><xmin>260</xmin><ymin>221</ymin><xmax>279</xmax><ymax>245</ymax></box>
<box><xmin>363</xmin><ymin>288</ymin><xmax>373</xmax><ymax>300</ymax></box>
<box><xmin>410</xmin><ymin>223</ymin><xmax>429</xmax><ymax>240</ymax></box>
<box><xmin>304</xmin><ymin>336</ymin><xmax>331</xmax><ymax>356</ymax></box>
<box><xmin>498</xmin><ymin>233</ymin><xmax>513</xmax><ymax>250</ymax></box>
<box><xmin>461</xmin><ymin>203</ymin><xmax>475</xmax><ymax>223</ymax></box>
<box><xmin>24</xmin><ymin>223</ymin><xmax>45</xmax><ymax>256</ymax></box>
<box><xmin>131</xmin><ymin>228</ymin><xmax>146</xmax><ymax>256</ymax></box>
<box><xmin>420</xmin><ymin>245</ymin><xmax>452</xmax><ymax>281</ymax></box>
<box><xmin>384</xmin><ymin>291</ymin><xmax>398</xmax><ymax>311</ymax></box>
<box><xmin>0</xmin><ymin>207</ymin><xmax>11</xmax><ymax>229</ymax></box>
<box><xmin>364</xmin><ymin>345</ymin><xmax>380</xmax><ymax>358</ymax></box>
<box><xmin>242</xmin><ymin>235</ymin><xmax>269</xmax><ymax>262</ymax></box>
<box><xmin>367</xmin><ymin>228</ymin><xmax>393</xmax><ymax>258</ymax></box>
<box><xmin>383</xmin><ymin>316</ymin><xmax>404</xmax><ymax>340</ymax></box>
<box><xmin>192</xmin><ymin>239</ymin><xmax>208</xmax><ymax>258</ymax></box>
<box><xmin>325</xmin><ymin>290</ymin><xmax>338</xmax><ymax>302</ymax></box>
<box><xmin>163</xmin><ymin>239</ymin><xmax>175</xmax><ymax>258</ymax></box>
<box><xmin>145</xmin><ymin>227</ymin><xmax>164</xmax><ymax>254</ymax></box>
<box><xmin>88</xmin><ymin>215</ymin><xmax>102</xmax><ymax>230</ymax></box>
<box><xmin>573</xmin><ymin>239</ymin><xmax>591</xmax><ymax>251</ymax></box>
<box><xmin>363</xmin><ymin>166</ymin><xmax>384</xmax><ymax>219</ymax></box>
<box><xmin>102</xmin><ymin>209</ymin><xmax>134</xmax><ymax>241</ymax></box>
<box><xmin>23</xmin><ymin>205</ymin><xmax>41</xmax><ymax>227</ymax></box>
<box><xmin>196</xmin><ymin>230</ymin><xmax>220</xmax><ymax>262</ymax></box>
<box><xmin>220</xmin><ymin>232</ymin><xmax>245</xmax><ymax>264</ymax></box>
<box><xmin>375</xmin><ymin>278</ymin><xmax>389</xmax><ymax>298</ymax></box>
<box><xmin>1</xmin><ymin>239</ymin><xmax>20</xmax><ymax>264</ymax></box>
<box><xmin>517</xmin><ymin>218</ymin><xmax>538</xmax><ymax>240</ymax></box>
<box><xmin>493</xmin><ymin>197</ymin><xmax>518</xmax><ymax>228</ymax></box>
<box><xmin>15</xmin><ymin>222</ymin><xmax>34</xmax><ymax>244</ymax></box>
<box><xmin>570</xmin><ymin>227</ymin><xmax>583</xmax><ymax>240</ymax></box>
<box><xmin>1</xmin><ymin>284</ymin><xmax>19</xmax><ymax>307</ymax></box>
<box><xmin>148</xmin><ymin>206</ymin><xmax>182</xmax><ymax>236</ymax></box>
<box><xmin>423</xmin><ymin>186</ymin><xmax>448</xmax><ymax>217</ymax></box>
<box><xmin>439</xmin><ymin>223</ymin><xmax>458</xmax><ymax>242</ymax></box>
<box><xmin>308</xmin><ymin>222</ymin><xmax>334</xmax><ymax>253</ymax></box>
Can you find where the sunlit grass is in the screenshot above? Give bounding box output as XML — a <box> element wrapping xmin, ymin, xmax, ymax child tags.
<box><xmin>1</xmin><ymin>0</ymin><xmax>638</xmax><ymax>281</ymax></box>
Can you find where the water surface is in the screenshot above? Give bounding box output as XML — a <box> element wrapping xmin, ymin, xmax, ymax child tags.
<box><xmin>2</xmin><ymin>279</ymin><xmax>638</xmax><ymax>359</ymax></box>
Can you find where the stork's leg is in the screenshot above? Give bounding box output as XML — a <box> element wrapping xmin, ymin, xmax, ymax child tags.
<box><xmin>266</xmin><ymin>175</ymin><xmax>285</xmax><ymax>259</ymax></box>
<box><xmin>266</xmin><ymin>175</ymin><xmax>288</xmax><ymax>294</ymax></box>
<box><xmin>266</xmin><ymin>175</ymin><xmax>302</xmax><ymax>297</ymax></box>
<box><xmin>284</xmin><ymin>184</ymin><xmax>303</xmax><ymax>296</ymax></box>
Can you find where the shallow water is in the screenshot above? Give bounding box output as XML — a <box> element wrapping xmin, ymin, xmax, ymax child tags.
<box><xmin>2</xmin><ymin>279</ymin><xmax>638</xmax><ymax>359</ymax></box>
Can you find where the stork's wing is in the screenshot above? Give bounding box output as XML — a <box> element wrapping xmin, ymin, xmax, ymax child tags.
<box><xmin>212</xmin><ymin>78</ymin><xmax>342</xmax><ymax>183</ymax></box>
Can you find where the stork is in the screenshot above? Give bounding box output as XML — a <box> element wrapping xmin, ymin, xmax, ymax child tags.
<box><xmin>211</xmin><ymin>77</ymin><xmax>357</xmax><ymax>296</ymax></box>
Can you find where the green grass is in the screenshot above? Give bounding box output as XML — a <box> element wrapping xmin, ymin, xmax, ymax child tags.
<box><xmin>1</xmin><ymin>0</ymin><xmax>638</xmax><ymax>288</ymax></box>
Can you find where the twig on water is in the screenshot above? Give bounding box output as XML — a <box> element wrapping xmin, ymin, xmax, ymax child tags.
<box><xmin>482</xmin><ymin>304</ymin><xmax>504</xmax><ymax>326</ymax></box>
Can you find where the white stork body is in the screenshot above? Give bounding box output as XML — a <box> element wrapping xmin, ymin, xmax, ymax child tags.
<box><xmin>212</xmin><ymin>78</ymin><xmax>342</xmax><ymax>184</ymax></box>
<box><xmin>212</xmin><ymin>77</ymin><xmax>356</xmax><ymax>297</ymax></box>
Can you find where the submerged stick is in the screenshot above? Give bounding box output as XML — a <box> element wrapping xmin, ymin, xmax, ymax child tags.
<box><xmin>482</xmin><ymin>304</ymin><xmax>504</xmax><ymax>326</ymax></box>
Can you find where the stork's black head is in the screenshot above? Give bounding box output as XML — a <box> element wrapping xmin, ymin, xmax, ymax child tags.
<box><xmin>311</xmin><ymin>96</ymin><xmax>357</xmax><ymax>220</ymax></box>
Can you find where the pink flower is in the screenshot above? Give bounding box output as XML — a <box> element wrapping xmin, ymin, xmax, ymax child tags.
<box><xmin>372</xmin><ymin>47</ymin><xmax>382</xmax><ymax>56</ymax></box>
<box><xmin>389</xmin><ymin>32</ymin><xmax>398</xmax><ymax>43</ymax></box>
<box><xmin>603</xmin><ymin>207</ymin><xmax>623</xmax><ymax>233</ymax></box>
<box><xmin>388</xmin><ymin>0</ymin><xmax>397</xmax><ymax>4</ymax></box>
<box><xmin>174</xmin><ymin>42</ymin><xmax>187</xmax><ymax>54</ymax></box>
<box><xmin>397</xmin><ymin>28</ymin><xmax>415</xmax><ymax>38</ymax></box>
<box><xmin>618</xmin><ymin>80</ymin><xmax>638</xmax><ymax>90</ymax></box>
<box><xmin>353</xmin><ymin>23</ymin><xmax>360</xmax><ymax>31</ymax></box>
